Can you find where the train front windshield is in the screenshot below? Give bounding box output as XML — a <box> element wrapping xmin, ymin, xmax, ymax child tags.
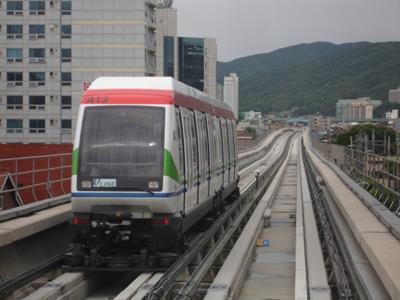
<box><xmin>78</xmin><ymin>106</ymin><xmax>165</xmax><ymax>191</ymax></box>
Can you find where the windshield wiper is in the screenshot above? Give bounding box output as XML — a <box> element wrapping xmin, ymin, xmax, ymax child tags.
<box><xmin>130</xmin><ymin>187</ymin><xmax>154</xmax><ymax>195</ymax></box>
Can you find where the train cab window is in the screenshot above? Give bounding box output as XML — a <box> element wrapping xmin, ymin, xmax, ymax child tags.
<box><xmin>78</xmin><ymin>106</ymin><xmax>165</xmax><ymax>191</ymax></box>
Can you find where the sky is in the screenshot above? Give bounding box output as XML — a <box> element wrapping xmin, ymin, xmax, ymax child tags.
<box><xmin>173</xmin><ymin>0</ymin><xmax>400</xmax><ymax>62</ymax></box>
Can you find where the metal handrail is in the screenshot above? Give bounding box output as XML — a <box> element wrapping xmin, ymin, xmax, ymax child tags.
<box><xmin>0</xmin><ymin>153</ymin><xmax>71</xmax><ymax>208</ymax></box>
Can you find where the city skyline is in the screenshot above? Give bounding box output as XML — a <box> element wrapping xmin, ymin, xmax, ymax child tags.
<box><xmin>174</xmin><ymin>0</ymin><xmax>400</xmax><ymax>61</ymax></box>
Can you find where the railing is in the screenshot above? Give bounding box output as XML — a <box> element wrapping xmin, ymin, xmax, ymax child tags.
<box><xmin>0</xmin><ymin>153</ymin><xmax>71</xmax><ymax>210</ymax></box>
<box><xmin>311</xmin><ymin>135</ymin><xmax>400</xmax><ymax>215</ymax></box>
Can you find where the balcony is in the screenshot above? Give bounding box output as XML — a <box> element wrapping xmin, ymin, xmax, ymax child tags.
<box><xmin>7</xmin><ymin>58</ymin><xmax>23</xmax><ymax>63</ymax></box>
<box><xmin>7</xmin><ymin>10</ymin><xmax>23</xmax><ymax>15</ymax></box>
<box><xmin>29</xmin><ymin>128</ymin><xmax>45</xmax><ymax>134</ymax></box>
<box><xmin>7</xmin><ymin>129</ymin><xmax>23</xmax><ymax>134</ymax></box>
<box><xmin>6</xmin><ymin>81</ymin><xmax>23</xmax><ymax>87</ymax></box>
<box><xmin>7</xmin><ymin>34</ymin><xmax>23</xmax><ymax>39</ymax></box>
<box><xmin>29</xmin><ymin>81</ymin><xmax>45</xmax><ymax>87</ymax></box>
<box><xmin>29</xmin><ymin>34</ymin><xmax>45</xmax><ymax>39</ymax></box>
<box><xmin>28</xmin><ymin>57</ymin><xmax>46</xmax><ymax>63</ymax></box>
<box><xmin>29</xmin><ymin>10</ymin><xmax>45</xmax><ymax>15</ymax></box>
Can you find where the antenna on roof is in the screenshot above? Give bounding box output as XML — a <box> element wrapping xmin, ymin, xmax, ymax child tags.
<box><xmin>157</xmin><ymin>0</ymin><xmax>173</xmax><ymax>8</ymax></box>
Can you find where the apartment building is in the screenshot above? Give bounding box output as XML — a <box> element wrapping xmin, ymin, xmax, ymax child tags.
<box><xmin>0</xmin><ymin>0</ymin><xmax>157</xmax><ymax>144</ymax></box>
<box><xmin>336</xmin><ymin>98</ymin><xmax>381</xmax><ymax>121</ymax></box>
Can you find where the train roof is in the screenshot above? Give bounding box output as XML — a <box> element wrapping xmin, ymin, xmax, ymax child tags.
<box><xmin>83</xmin><ymin>77</ymin><xmax>235</xmax><ymax>119</ymax></box>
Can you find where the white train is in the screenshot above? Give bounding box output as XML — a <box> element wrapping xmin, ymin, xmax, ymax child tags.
<box><xmin>69</xmin><ymin>77</ymin><xmax>239</xmax><ymax>268</ymax></box>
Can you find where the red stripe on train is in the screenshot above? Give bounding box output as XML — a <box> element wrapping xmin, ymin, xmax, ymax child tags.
<box><xmin>81</xmin><ymin>89</ymin><xmax>235</xmax><ymax>119</ymax></box>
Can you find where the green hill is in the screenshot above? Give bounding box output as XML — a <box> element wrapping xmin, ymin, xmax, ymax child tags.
<box><xmin>217</xmin><ymin>42</ymin><xmax>400</xmax><ymax>116</ymax></box>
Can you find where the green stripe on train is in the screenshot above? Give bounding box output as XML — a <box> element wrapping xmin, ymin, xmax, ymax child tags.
<box><xmin>164</xmin><ymin>149</ymin><xmax>181</xmax><ymax>184</ymax></box>
<box><xmin>72</xmin><ymin>148</ymin><xmax>79</xmax><ymax>176</ymax></box>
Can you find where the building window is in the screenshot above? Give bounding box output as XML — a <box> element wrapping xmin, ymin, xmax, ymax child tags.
<box><xmin>61</xmin><ymin>0</ymin><xmax>71</xmax><ymax>15</ymax></box>
<box><xmin>61</xmin><ymin>25</ymin><xmax>71</xmax><ymax>38</ymax></box>
<box><xmin>61</xmin><ymin>72</ymin><xmax>72</xmax><ymax>86</ymax></box>
<box><xmin>29</xmin><ymin>72</ymin><xmax>45</xmax><ymax>86</ymax></box>
<box><xmin>61</xmin><ymin>48</ymin><xmax>72</xmax><ymax>62</ymax></box>
<box><xmin>29</xmin><ymin>1</ymin><xmax>45</xmax><ymax>14</ymax></box>
<box><xmin>29</xmin><ymin>48</ymin><xmax>46</xmax><ymax>63</ymax></box>
<box><xmin>6</xmin><ymin>72</ymin><xmax>23</xmax><ymax>86</ymax></box>
<box><xmin>163</xmin><ymin>36</ymin><xmax>175</xmax><ymax>77</ymax></box>
<box><xmin>7</xmin><ymin>119</ymin><xmax>23</xmax><ymax>134</ymax></box>
<box><xmin>61</xmin><ymin>96</ymin><xmax>72</xmax><ymax>109</ymax></box>
<box><xmin>7</xmin><ymin>48</ymin><xmax>23</xmax><ymax>62</ymax></box>
<box><xmin>7</xmin><ymin>25</ymin><xmax>23</xmax><ymax>39</ymax></box>
<box><xmin>29</xmin><ymin>95</ymin><xmax>45</xmax><ymax>110</ymax></box>
<box><xmin>7</xmin><ymin>96</ymin><xmax>23</xmax><ymax>110</ymax></box>
<box><xmin>7</xmin><ymin>1</ymin><xmax>23</xmax><ymax>15</ymax></box>
<box><xmin>29</xmin><ymin>24</ymin><xmax>45</xmax><ymax>39</ymax></box>
<box><xmin>61</xmin><ymin>119</ymin><xmax>72</xmax><ymax>133</ymax></box>
<box><xmin>29</xmin><ymin>119</ymin><xmax>45</xmax><ymax>133</ymax></box>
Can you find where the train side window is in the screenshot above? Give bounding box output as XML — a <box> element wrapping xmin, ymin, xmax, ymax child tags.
<box><xmin>175</xmin><ymin>108</ymin><xmax>184</xmax><ymax>182</ymax></box>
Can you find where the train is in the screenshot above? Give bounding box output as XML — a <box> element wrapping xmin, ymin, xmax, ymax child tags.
<box><xmin>66</xmin><ymin>77</ymin><xmax>239</xmax><ymax>269</ymax></box>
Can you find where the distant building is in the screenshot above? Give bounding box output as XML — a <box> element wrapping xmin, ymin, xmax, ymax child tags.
<box><xmin>224</xmin><ymin>73</ymin><xmax>239</xmax><ymax>119</ymax></box>
<box><xmin>156</xmin><ymin>8</ymin><xmax>217</xmax><ymax>97</ymax></box>
<box><xmin>216</xmin><ymin>84</ymin><xmax>224</xmax><ymax>101</ymax></box>
<box><xmin>389</xmin><ymin>87</ymin><xmax>400</xmax><ymax>103</ymax></box>
<box><xmin>244</xmin><ymin>111</ymin><xmax>262</xmax><ymax>120</ymax></box>
<box><xmin>336</xmin><ymin>98</ymin><xmax>381</xmax><ymax>121</ymax></box>
<box><xmin>312</xmin><ymin>116</ymin><xmax>332</xmax><ymax>131</ymax></box>
<box><xmin>385</xmin><ymin>109</ymin><xmax>398</xmax><ymax>119</ymax></box>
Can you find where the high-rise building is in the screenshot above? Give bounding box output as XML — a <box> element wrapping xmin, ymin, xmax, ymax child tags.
<box><xmin>0</xmin><ymin>0</ymin><xmax>157</xmax><ymax>144</ymax></box>
<box><xmin>156</xmin><ymin>7</ymin><xmax>177</xmax><ymax>78</ymax></box>
<box><xmin>156</xmin><ymin>8</ymin><xmax>217</xmax><ymax>97</ymax></box>
<box><xmin>224</xmin><ymin>73</ymin><xmax>239</xmax><ymax>119</ymax></box>
<box><xmin>389</xmin><ymin>87</ymin><xmax>400</xmax><ymax>103</ymax></box>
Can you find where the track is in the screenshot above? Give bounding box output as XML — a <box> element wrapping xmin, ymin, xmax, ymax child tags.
<box><xmin>21</xmin><ymin>131</ymin><xmax>296</xmax><ymax>300</ymax></box>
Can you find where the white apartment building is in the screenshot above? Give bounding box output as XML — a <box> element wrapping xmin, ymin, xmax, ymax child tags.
<box><xmin>0</xmin><ymin>0</ymin><xmax>157</xmax><ymax>144</ymax></box>
<box><xmin>223</xmin><ymin>73</ymin><xmax>239</xmax><ymax>119</ymax></box>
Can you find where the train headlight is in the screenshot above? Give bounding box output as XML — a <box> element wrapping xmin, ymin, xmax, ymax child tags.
<box><xmin>81</xmin><ymin>180</ymin><xmax>92</xmax><ymax>188</ymax></box>
<box><xmin>148</xmin><ymin>181</ymin><xmax>159</xmax><ymax>189</ymax></box>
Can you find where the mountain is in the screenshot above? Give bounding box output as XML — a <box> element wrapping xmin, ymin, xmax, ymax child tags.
<box><xmin>217</xmin><ymin>42</ymin><xmax>400</xmax><ymax>116</ymax></box>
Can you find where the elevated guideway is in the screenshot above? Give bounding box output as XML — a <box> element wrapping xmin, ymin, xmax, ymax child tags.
<box><xmin>304</xmin><ymin>130</ymin><xmax>400</xmax><ymax>299</ymax></box>
<box><xmin>0</xmin><ymin>130</ymin><xmax>286</xmax><ymax>298</ymax></box>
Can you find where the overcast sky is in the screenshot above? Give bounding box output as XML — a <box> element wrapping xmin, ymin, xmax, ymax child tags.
<box><xmin>173</xmin><ymin>0</ymin><xmax>400</xmax><ymax>62</ymax></box>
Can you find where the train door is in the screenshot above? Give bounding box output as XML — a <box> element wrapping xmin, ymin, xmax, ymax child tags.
<box><xmin>227</xmin><ymin>119</ymin><xmax>235</xmax><ymax>183</ymax></box>
<box><xmin>189</xmin><ymin>112</ymin><xmax>199</xmax><ymax>207</ymax></box>
<box><xmin>181</xmin><ymin>108</ymin><xmax>197</xmax><ymax>213</ymax></box>
<box><xmin>214</xmin><ymin>117</ymin><xmax>224</xmax><ymax>189</ymax></box>
<box><xmin>231</xmin><ymin>120</ymin><xmax>238</xmax><ymax>180</ymax></box>
<box><xmin>207</xmin><ymin>114</ymin><xmax>217</xmax><ymax>195</ymax></box>
<box><xmin>175</xmin><ymin>108</ymin><xmax>185</xmax><ymax>212</ymax></box>
<box><xmin>200</xmin><ymin>113</ymin><xmax>210</xmax><ymax>200</ymax></box>
<box><xmin>221</xmin><ymin>118</ymin><xmax>230</xmax><ymax>187</ymax></box>
<box><xmin>195</xmin><ymin>111</ymin><xmax>207</xmax><ymax>204</ymax></box>
<box><xmin>205</xmin><ymin>114</ymin><xmax>215</xmax><ymax>197</ymax></box>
